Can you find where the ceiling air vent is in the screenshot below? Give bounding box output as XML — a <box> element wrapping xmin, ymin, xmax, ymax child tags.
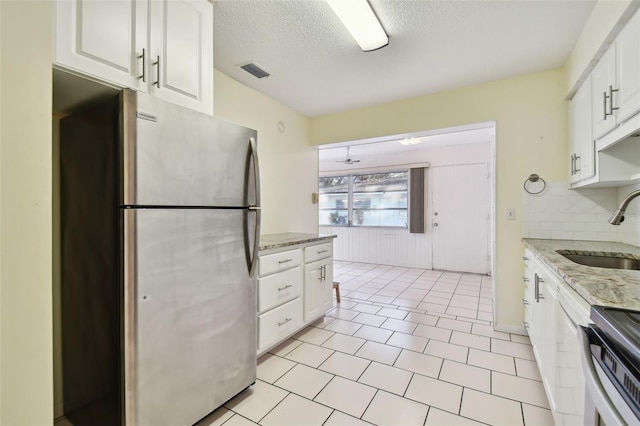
<box><xmin>240</xmin><ymin>62</ymin><xmax>270</xmax><ymax>79</ymax></box>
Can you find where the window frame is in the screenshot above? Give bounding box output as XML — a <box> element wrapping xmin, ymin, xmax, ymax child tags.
<box><xmin>319</xmin><ymin>170</ymin><xmax>409</xmax><ymax>229</ymax></box>
<box><xmin>318</xmin><ymin>175</ymin><xmax>351</xmax><ymax>227</ymax></box>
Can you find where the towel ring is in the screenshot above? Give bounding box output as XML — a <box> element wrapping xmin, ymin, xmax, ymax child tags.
<box><xmin>523</xmin><ymin>174</ymin><xmax>546</xmax><ymax>195</ymax></box>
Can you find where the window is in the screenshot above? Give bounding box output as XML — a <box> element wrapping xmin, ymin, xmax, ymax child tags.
<box><xmin>319</xmin><ymin>175</ymin><xmax>349</xmax><ymax>226</ymax></box>
<box><xmin>319</xmin><ymin>171</ymin><xmax>408</xmax><ymax>228</ymax></box>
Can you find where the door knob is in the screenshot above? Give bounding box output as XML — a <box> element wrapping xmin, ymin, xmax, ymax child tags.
<box><xmin>434</xmin><ymin>212</ymin><xmax>438</xmax><ymax>216</ymax></box>
<box><xmin>434</xmin><ymin>223</ymin><xmax>439</xmax><ymax>227</ymax></box>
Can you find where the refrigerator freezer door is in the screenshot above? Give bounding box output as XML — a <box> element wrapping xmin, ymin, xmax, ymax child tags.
<box><xmin>121</xmin><ymin>90</ymin><xmax>258</xmax><ymax>207</ymax></box>
<box><xmin>123</xmin><ymin>208</ymin><xmax>257</xmax><ymax>426</ymax></box>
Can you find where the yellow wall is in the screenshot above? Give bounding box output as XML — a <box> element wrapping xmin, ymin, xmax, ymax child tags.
<box><xmin>213</xmin><ymin>70</ymin><xmax>318</xmax><ymax>235</ymax></box>
<box><xmin>0</xmin><ymin>1</ymin><xmax>54</xmax><ymax>424</ymax></box>
<box><xmin>0</xmin><ymin>0</ymin><xmax>630</xmax><ymax>422</ymax></box>
<box><xmin>310</xmin><ymin>69</ymin><xmax>568</xmax><ymax>330</ymax></box>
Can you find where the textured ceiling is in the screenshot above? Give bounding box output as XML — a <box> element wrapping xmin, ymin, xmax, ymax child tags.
<box><xmin>212</xmin><ymin>0</ymin><xmax>595</xmax><ymax>117</ymax></box>
<box><xmin>318</xmin><ymin>125</ymin><xmax>494</xmax><ymax>172</ymax></box>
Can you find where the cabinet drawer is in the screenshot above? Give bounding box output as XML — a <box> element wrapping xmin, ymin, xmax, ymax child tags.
<box><xmin>258</xmin><ymin>267</ymin><xmax>303</xmax><ymax>314</ymax></box>
<box><xmin>259</xmin><ymin>249</ymin><xmax>302</xmax><ymax>277</ymax></box>
<box><xmin>258</xmin><ymin>298</ymin><xmax>303</xmax><ymax>351</ymax></box>
<box><xmin>304</xmin><ymin>242</ymin><xmax>332</xmax><ymax>263</ymax></box>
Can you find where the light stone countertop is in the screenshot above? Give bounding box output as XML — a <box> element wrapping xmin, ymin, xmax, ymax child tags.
<box><xmin>259</xmin><ymin>232</ymin><xmax>337</xmax><ymax>251</ymax></box>
<box><xmin>522</xmin><ymin>238</ymin><xmax>640</xmax><ymax>309</ymax></box>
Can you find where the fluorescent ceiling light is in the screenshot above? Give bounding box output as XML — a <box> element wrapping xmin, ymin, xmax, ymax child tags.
<box><xmin>326</xmin><ymin>0</ymin><xmax>388</xmax><ymax>52</ymax></box>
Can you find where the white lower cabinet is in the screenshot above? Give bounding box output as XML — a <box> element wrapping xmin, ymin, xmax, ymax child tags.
<box><xmin>258</xmin><ymin>298</ymin><xmax>303</xmax><ymax>350</ymax></box>
<box><xmin>522</xmin><ymin>249</ymin><xmax>534</xmax><ymax>331</ymax></box>
<box><xmin>304</xmin><ymin>259</ymin><xmax>333</xmax><ymax>322</ymax></box>
<box><xmin>258</xmin><ymin>266</ymin><xmax>302</xmax><ymax>314</ymax></box>
<box><xmin>257</xmin><ymin>239</ymin><xmax>334</xmax><ymax>356</ymax></box>
<box><xmin>523</xmin><ymin>249</ymin><xmax>590</xmax><ymax>425</ymax></box>
<box><xmin>553</xmin><ymin>283</ymin><xmax>589</xmax><ymax>425</ymax></box>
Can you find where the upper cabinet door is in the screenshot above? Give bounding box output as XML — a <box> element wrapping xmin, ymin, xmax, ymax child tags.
<box><xmin>148</xmin><ymin>0</ymin><xmax>213</xmax><ymax>115</ymax></box>
<box><xmin>55</xmin><ymin>0</ymin><xmax>147</xmax><ymax>91</ymax></box>
<box><xmin>591</xmin><ymin>47</ymin><xmax>617</xmax><ymax>140</ymax></box>
<box><xmin>616</xmin><ymin>9</ymin><xmax>640</xmax><ymax>124</ymax></box>
<box><xmin>569</xmin><ymin>77</ymin><xmax>594</xmax><ymax>184</ymax></box>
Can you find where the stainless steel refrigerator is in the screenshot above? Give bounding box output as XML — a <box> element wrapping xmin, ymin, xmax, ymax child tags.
<box><xmin>60</xmin><ymin>89</ymin><xmax>259</xmax><ymax>426</ymax></box>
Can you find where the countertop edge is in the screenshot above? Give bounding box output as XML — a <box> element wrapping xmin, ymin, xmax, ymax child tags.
<box><xmin>522</xmin><ymin>238</ymin><xmax>640</xmax><ymax>309</ymax></box>
<box><xmin>259</xmin><ymin>232</ymin><xmax>337</xmax><ymax>251</ymax></box>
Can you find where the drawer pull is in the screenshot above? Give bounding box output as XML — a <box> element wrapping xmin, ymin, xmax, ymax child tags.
<box><xmin>534</xmin><ymin>273</ymin><xmax>544</xmax><ymax>302</ymax></box>
<box><xmin>277</xmin><ymin>284</ymin><xmax>293</xmax><ymax>291</ymax></box>
<box><xmin>522</xmin><ymin>277</ymin><xmax>529</xmax><ymax>283</ymax></box>
<box><xmin>522</xmin><ymin>256</ymin><xmax>529</xmax><ymax>261</ymax></box>
<box><xmin>523</xmin><ymin>321</ymin><xmax>530</xmax><ymax>329</ymax></box>
<box><xmin>317</xmin><ymin>249</ymin><xmax>328</xmax><ymax>254</ymax></box>
<box><xmin>522</xmin><ymin>299</ymin><xmax>529</xmax><ymax>305</ymax></box>
<box><xmin>278</xmin><ymin>259</ymin><xmax>293</xmax><ymax>264</ymax></box>
<box><xmin>278</xmin><ymin>317</ymin><xmax>292</xmax><ymax>326</ymax></box>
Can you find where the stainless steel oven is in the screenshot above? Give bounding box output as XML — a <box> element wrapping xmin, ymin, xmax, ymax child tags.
<box><xmin>578</xmin><ymin>306</ymin><xmax>640</xmax><ymax>425</ymax></box>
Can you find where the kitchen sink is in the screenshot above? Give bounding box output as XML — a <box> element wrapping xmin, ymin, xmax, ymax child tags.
<box><xmin>557</xmin><ymin>251</ymin><xmax>640</xmax><ymax>270</ymax></box>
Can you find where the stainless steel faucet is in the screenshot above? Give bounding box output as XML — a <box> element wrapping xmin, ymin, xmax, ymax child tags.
<box><xmin>609</xmin><ymin>189</ymin><xmax>640</xmax><ymax>225</ymax></box>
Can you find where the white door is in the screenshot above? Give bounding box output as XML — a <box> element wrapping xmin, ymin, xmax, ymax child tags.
<box><xmin>432</xmin><ymin>163</ymin><xmax>490</xmax><ymax>274</ymax></box>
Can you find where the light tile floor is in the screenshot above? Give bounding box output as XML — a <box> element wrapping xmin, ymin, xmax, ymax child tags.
<box><xmin>199</xmin><ymin>261</ymin><xmax>554</xmax><ymax>426</ymax></box>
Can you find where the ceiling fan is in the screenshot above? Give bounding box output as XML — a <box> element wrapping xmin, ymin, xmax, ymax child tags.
<box><xmin>336</xmin><ymin>147</ymin><xmax>361</xmax><ymax>165</ymax></box>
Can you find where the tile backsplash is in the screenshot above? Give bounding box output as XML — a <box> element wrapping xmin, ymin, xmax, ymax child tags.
<box><xmin>522</xmin><ymin>181</ymin><xmax>622</xmax><ymax>242</ymax></box>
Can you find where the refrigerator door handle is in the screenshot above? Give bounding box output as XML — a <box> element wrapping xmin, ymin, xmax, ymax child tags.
<box><xmin>250</xmin><ymin>137</ymin><xmax>261</xmax><ymax>209</ymax></box>
<box><xmin>248</xmin><ymin>206</ymin><xmax>261</xmax><ymax>277</ymax></box>
<box><xmin>248</xmin><ymin>137</ymin><xmax>261</xmax><ymax>277</ymax></box>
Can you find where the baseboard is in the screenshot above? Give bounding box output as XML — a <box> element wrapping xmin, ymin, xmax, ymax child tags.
<box><xmin>494</xmin><ymin>322</ymin><xmax>527</xmax><ymax>336</ymax></box>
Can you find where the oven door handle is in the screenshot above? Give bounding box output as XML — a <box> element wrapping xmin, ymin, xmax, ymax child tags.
<box><xmin>577</xmin><ymin>327</ymin><xmax>625</xmax><ymax>426</ymax></box>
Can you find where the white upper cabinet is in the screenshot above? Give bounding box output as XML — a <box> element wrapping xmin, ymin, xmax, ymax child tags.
<box><xmin>591</xmin><ymin>9</ymin><xmax>640</xmax><ymax>140</ymax></box>
<box><xmin>569</xmin><ymin>76</ymin><xmax>594</xmax><ymax>185</ymax></box>
<box><xmin>55</xmin><ymin>0</ymin><xmax>148</xmax><ymax>91</ymax></box>
<box><xmin>591</xmin><ymin>47</ymin><xmax>617</xmax><ymax>139</ymax></box>
<box><xmin>55</xmin><ymin>0</ymin><xmax>213</xmax><ymax>115</ymax></box>
<box><xmin>615</xmin><ymin>9</ymin><xmax>640</xmax><ymax>123</ymax></box>
<box><xmin>569</xmin><ymin>77</ymin><xmax>595</xmax><ymax>184</ymax></box>
<box><xmin>148</xmin><ymin>0</ymin><xmax>213</xmax><ymax>114</ymax></box>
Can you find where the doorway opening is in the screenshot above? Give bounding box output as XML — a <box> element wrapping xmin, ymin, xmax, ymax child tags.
<box><xmin>317</xmin><ymin>122</ymin><xmax>495</xmax><ymax>276</ymax></box>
